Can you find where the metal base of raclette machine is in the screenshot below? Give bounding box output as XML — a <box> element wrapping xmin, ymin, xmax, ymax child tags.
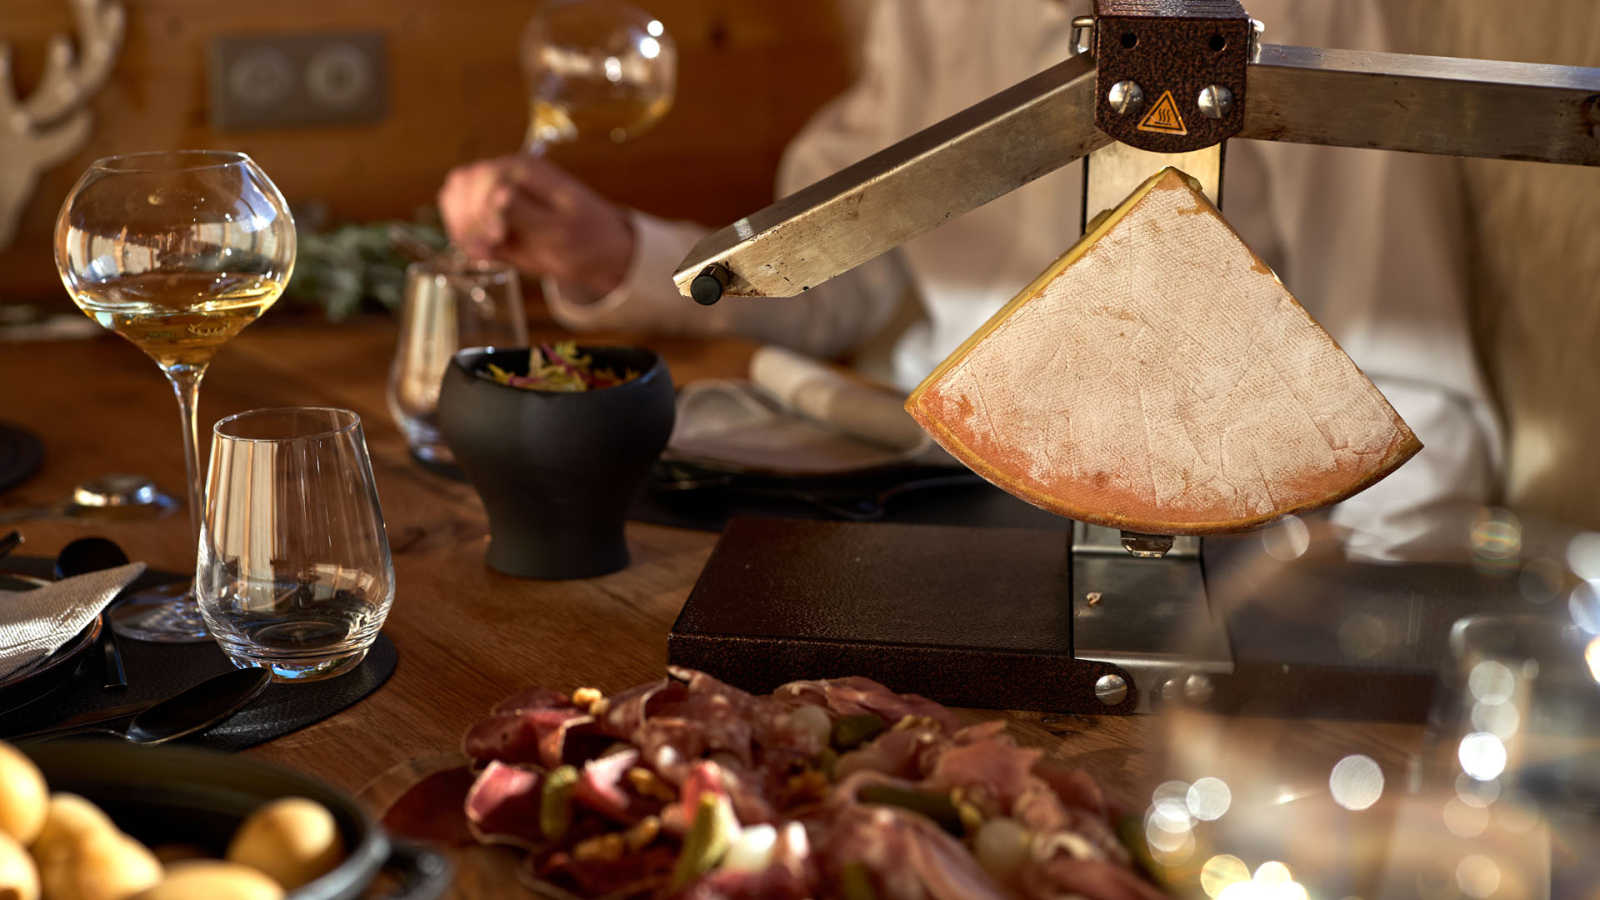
<box><xmin>668</xmin><ymin>517</ymin><xmax>1227</xmax><ymax>716</ymax></box>
<box><xmin>668</xmin><ymin>517</ymin><xmax>1526</xmax><ymax>719</ymax></box>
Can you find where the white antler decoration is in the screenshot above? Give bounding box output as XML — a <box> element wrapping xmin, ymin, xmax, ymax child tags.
<box><xmin>0</xmin><ymin>0</ymin><xmax>125</xmax><ymax>251</ymax></box>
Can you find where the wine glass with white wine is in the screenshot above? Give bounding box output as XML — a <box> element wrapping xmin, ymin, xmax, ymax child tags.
<box><xmin>54</xmin><ymin>150</ymin><xmax>296</xmax><ymax>642</ymax></box>
<box><xmin>520</xmin><ymin>0</ymin><xmax>678</xmax><ymax>154</ymax></box>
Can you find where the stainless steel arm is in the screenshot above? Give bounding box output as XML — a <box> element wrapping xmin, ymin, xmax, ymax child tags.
<box><xmin>674</xmin><ymin>46</ymin><xmax>1600</xmax><ymax>300</ymax></box>
<box><xmin>1242</xmin><ymin>44</ymin><xmax>1600</xmax><ymax>164</ymax></box>
<box><xmin>671</xmin><ymin>54</ymin><xmax>1107</xmax><ymax>301</ymax></box>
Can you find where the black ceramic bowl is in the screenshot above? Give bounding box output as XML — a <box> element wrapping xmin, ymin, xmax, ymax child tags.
<box><xmin>22</xmin><ymin>742</ymin><xmax>450</xmax><ymax>900</ymax></box>
<box><xmin>436</xmin><ymin>346</ymin><xmax>676</xmax><ymax>579</ymax></box>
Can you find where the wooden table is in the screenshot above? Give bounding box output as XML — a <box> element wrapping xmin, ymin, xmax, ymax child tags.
<box><xmin>0</xmin><ymin>318</ymin><xmax>1429</xmax><ymax>889</ymax></box>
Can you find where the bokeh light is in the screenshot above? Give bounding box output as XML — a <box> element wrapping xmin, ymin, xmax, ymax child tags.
<box><xmin>1337</xmin><ymin>613</ymin><xmax>1388</xmax><ymax>661</ymax></box>
<box><xmin>1150</xmin><ymin>780</ymin><xmax>1193</xmax><ymax>830</ymax></box>
<box><xmin>1517</xmin><ymin>557</ymin><xmax>1563</xmax><ymax>605</ymax></box>
<box><xmin>1567</xmin><ymin>531</ymin><xmax>1600</xmax><ymax>580</ymax></box>
<box><xmin>1586</xmin><ymin>636</ymin><xmax>1600</xmax><ymax>683</ymax></box>
<box><xmin>1187</xmin><ymin>777</ymin><xmax>1232</xmax><ymax>821</ymax></box>
<box><xmin>1255</xmin><ymin>862</ymin><xmax>1292</xmax><ymax>886</ymax></box>
<box><xmin>1146</xmin><ymin>780</ymin><xmax>1194</xmax><ymax>855</ymax></box>
<box><xmin>646</xmin><ymin>18</ymin><xmax>664</xmax><ymax>37</ymax></box>
<box><xmin>1277</xmin><ymin>883</ymin><xmax>1310</xmax><ymax>900</ymax></box>
<box><xmin>1467</xmin><ymin>660</ymin><xmax>1516</xmax><ymax>704</ymax></box>
<box><xmin>1470</xmin><ymin>701</ymin><xmax>1519</xmax><ymax>739</ymax></box>
<box><xmin>1455</xmin><ymin>772</ymin><xmax>1500</xmax><ymax>808</ymax></box>
<box><xmin>1217</xmin><ymin>875</ymin><xmax>1310</xmax><ymax>900</ymax></box>
<box><xmin>1570</xmin><ymin>580</ymin><xmax>1600</xmax><ymax>634</ymax></box>
<box><xmin>1443</xmin><ymin>797</ymin><xmax>1490</xmax><ymax>838</ymax></box>
<box><xmin>1470</xmin><ymin>507</ymin><xmax>1522</xmax><ymax>571</ymax></box>
<box><xmin>1202</xmin><ymin>855</ymin><xmax>1251</xmax><ymax>898</ymax></box>
<box><xmin>1149</xmin><ymin>828</ymin><xmax>1196</xmax><ymax>864</ymax></box>
<box><xmin>1455</xmin><ymin>855</ymin><xmax>1501</xmax><ymax>899</ymax></box>
<box><xmin>1329</xmin><ymin>754</ymin><xmax>1384</xmax><ymax>810</ymax></box>
<box><xmin>1217</xmin><ymin>882</ymin><xmax>1258</xmax><ymax>900</ymax></box>
<box><xmin>1458</xmin><ymin>732</ymin><xmax>1507</xmax><ymax>780</ymax></box>
<box><xmin>1262</xmin><ymin>515</ymin><xmax>1310</xmax><ymax>561</ymax></box>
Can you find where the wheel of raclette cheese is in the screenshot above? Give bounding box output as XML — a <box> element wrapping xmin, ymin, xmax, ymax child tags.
<box><xmin>905</xmin><ymin>167</ymin><xmax>1421</xmax><ymax>535</ymax></box>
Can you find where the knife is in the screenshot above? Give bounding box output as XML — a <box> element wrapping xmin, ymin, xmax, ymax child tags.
<box><xmin>3</xmin><ymin>699</ymin><xmax>156</xmax><ymax>741</ymax></box>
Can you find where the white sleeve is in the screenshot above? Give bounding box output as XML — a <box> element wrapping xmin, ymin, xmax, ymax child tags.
<box><xmin>545</xmin><ymin>0</ymin><xmax>914</xmax><ymax>360</ymax></box>
<box><xmin>542</xmin><ymin>207</ymin><xmax>910</xmax><ymax>360</ymax></box>
<box><xmin>1227</xmin><ymin>0</ymin><xmax>1503</xmax><ymax>560</ymax></box>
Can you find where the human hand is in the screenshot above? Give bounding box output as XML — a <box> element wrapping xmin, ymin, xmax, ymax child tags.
<box><xmin>438</xmin><ymin>155</ymin><xmax>635</xmax><ymax>302</ymax></box>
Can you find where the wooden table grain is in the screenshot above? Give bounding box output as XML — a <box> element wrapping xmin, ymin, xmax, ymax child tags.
<box><xmin>0</xmin><ymin>318</ymin><xmax>1428</xmax><ymax>893</ymax></box>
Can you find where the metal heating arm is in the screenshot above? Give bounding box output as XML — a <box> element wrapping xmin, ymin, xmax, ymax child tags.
<box><xmin>1242</xmin><ymin>44</ymin><xmax>1600</xmax><ymax>163</ymax></box>
<box><xmin>672</xmin><ymin>53</ymin><xmax>1109</xmax><ymax>303</ymax></box>
<box><xmin>676</xmin><ymin>45</ymin><xmax>1600</xmax><ymax>302</ymax></box>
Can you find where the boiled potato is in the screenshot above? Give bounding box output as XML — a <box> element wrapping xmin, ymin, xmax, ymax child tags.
<box><xmin>0</xmin><ymin>742</ymin><xmax>47</xmax><ymax>845</ymax></box>
<box><xmin>31</xmin><ymin>796</ymin><xmax>116</xmax><ymax>866</ymax></box>
<box><xmin>225</xmin><ymin>798</ymin><xmax>343</xmax><ymax>890</ymax></box>
<box><xmin>38</xmin><ymin>829</ymin><xmax>161</xmax><ymax>900</ymax></box>
<box><xmin>130</xmin><ymin>862</ymin><xmax>282</xmax><ymax>900</ymax></box>
<box><xmin>0</xmin><ymin>830</ymin><xmax>39</xmax><ymax>900</ymax></box>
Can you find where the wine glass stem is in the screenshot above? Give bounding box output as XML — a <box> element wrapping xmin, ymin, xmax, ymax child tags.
<box><xmin>165</xmin><ymin>365</ymin><xmax>208</xmax><ymax>554</ymax></box>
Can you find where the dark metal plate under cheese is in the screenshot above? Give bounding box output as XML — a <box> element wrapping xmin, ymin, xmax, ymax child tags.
<box><xmin>669</xmin><ymin>519</ymin><xmax>1533</xmax><ymax>720</ymax></box>
<box><xmin>670</xmin><ymin>518</ymin><xmax>1140</xmax><ymax>714</ymax></box>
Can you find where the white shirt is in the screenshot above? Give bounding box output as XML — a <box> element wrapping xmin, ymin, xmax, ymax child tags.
<box><xmin>549</xmin><ymin>0</ymin><xmax>1501</xmax><ymax>559</ymax></box>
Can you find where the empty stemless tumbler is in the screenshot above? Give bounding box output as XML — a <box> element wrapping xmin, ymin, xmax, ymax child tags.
<box><xmin>387</xmin><ymin>256</ymin><xmax>528</xmax><ymax>466</ymax></box>
<box><xmin>197</xmin><ymin>408</ymin><xmax>395</xmax><ymax>681</ymax></box>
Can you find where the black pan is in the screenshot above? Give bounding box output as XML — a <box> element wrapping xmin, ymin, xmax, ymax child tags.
<box><xmin>0</xmin><ymin>572</ymin><xmax>102</xmax><ymax>714</ymax></box>
<box><xmin>23</xmin><ymin>741</ymin><xmax>451</xmax><ymax>900</ymax></box>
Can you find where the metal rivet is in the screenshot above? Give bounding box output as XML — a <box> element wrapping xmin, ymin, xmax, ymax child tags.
<box><xmin>690</xmin><ymin>263</ymin><xmax>731</xmax><ymax>305</ymax></box>
<box><xmin>1184</xmin><ymin>673</ymin><xmax>1215</xmax><ymax>704</ymax></box>
<box><xmin>1094</xmin><ymin>674</ymin><xmax>1128</xmax><ymax>706</ymax></box>
<box><xmin>1161</xmin><ymin>678</ymin><xmax>1183</xmax><ymax>702</ymax></box>
<box><xmin>1198</xmin><ymin>84</ymin><xmax>1235</xmax><ymax>119</ymax></box>
<box><xmin>1108</xmin><ymin>80</ymin><xmax>1144</xmax><ymax>116</ymax></box>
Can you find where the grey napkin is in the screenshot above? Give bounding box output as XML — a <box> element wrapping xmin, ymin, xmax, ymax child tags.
<box><xmin>0</xmin><ymin>563</ymin><xmax>144</xmax><ymax>679</ymax></box>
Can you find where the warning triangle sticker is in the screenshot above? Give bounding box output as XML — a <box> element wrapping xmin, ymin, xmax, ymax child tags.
<box><xmin>1138</xmin><ymin>90</ymin><xmax>1188</xmax><ymax>135</ymax></box>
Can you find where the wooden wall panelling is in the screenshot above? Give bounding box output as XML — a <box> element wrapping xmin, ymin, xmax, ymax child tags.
<box><xmin>0</xmin><ymin>0</ymin><xmax>859</xmax><ymax>301</ymax></box>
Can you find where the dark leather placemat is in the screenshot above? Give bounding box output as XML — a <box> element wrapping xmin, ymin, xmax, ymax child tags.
<box><xmin>0</xmin><ymin>560</ymin><xmax>397</xmax><ymax>751</ymax></box>
<box><xmin>0</xmin><ymin>420</ymin><xmax>44</xmax><ymax>495</ymax></box>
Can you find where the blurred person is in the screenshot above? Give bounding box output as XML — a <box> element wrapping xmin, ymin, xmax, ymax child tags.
<box><xmin>438</xmin><ymin>0</ymin><xmax>1500</xmax><ymax>561</ymax></box>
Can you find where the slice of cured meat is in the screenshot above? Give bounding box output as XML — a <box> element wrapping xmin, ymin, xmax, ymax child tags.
<box><xmin>906</xmin><ymin>167</ymin><xmax>1421</xmax><ymax>535</ymax></box>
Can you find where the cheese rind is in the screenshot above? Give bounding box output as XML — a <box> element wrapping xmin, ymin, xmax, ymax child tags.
<box><xmin>905</xmin><ymin>167</ymin><xmax>1421</xmax><ymax>535</ymax></box>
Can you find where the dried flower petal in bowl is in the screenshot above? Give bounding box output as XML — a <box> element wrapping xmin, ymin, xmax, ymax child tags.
<box><xmin>482</xmin><ymin>343</ymin><xmax>641</xmax><ymax>393</ymax></box>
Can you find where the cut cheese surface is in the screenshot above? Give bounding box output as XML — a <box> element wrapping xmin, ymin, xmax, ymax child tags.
<box><xmin>905</xmin><ymin>167</ymin><xmax>1421</xmax><ymax>535</ymax></box>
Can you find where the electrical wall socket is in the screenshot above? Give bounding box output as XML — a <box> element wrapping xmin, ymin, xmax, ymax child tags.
<box><xmin>208</xmin><ymin>31</ymin><xmax>387</xmax><ymax>131</ymax></box>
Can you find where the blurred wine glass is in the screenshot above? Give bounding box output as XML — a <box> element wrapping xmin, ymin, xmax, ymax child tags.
<box><xmin>1420</xmin><ymin>612</ymin><xmax>1600</xmax><ymax>895</ymax></box>
<box><xmin>388</xmin><ymin>256</ymin><xmax>528</xmax><ymax>468</ymax></box>
<box><xmin>519</xmin><ymin>0</ymin><xmax>677</xmax><ymax>154</ymax></box>
<box><xmin>55</xmin><ymin>150</ymin><xmax>296</xmax><ymax>643</ymax></box>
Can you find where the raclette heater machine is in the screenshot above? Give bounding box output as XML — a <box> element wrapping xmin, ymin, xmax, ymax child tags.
<box><xmin>664</xmin><ymin>0</ymin><xmax>1600</xmax><ymax>718</ymax></box>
